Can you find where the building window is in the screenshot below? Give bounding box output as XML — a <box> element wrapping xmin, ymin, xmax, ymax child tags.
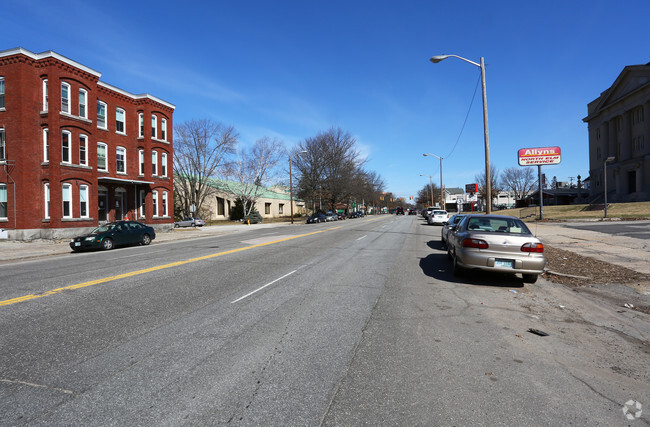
<box><xmin>151</xmin><ymin>114</ymin><xmax>157</xmax><ymax>139</ymax></box>
<box><xmin>152</xmin><ymin>190</ymin><xmax>158</xmax><ymax>217</ymax></box>
<box><xmin>139</xmin><ymin>190</ymin><xmax>146</xmax><ymax>218</ymax></box>
<box><xmin>162</xmin><ymin>191</ymin><xmax>168</xmax><ymax>217</ymax></box>
<box><xmin>97</xmin><ymin>142</ymin><xmax>107</xmax><ymax>171</ymax></box>
<box><xmin>62</xmin><ymin>183</ymin><xmax>72</xmax><ymax>218</ymax></box>
<box><xmin>139</xmin><ymin>149</ymin><xmax>145</xmax><ymax>175</ymax></box>
<box><xmin>152</xmin><ymin>151</ymin><xmax>158</xmax><ymax>176</ymax></box>
<box><xmin>265</xmin><ymin>203</ymin><xmax>271</xmax><ymax>215</ymax></box>
<box><xmin>139</xmin><ymin>113</ymin><xmax>144</xmax><ymax>138</ymax></box>
<box><xmin>116</xmin><ymin>108</ymin><xmax>125</xmax><ymax>134</ymax></box>
<box><xmin>0</xmin><ymin>77</ymin><xmax>5</xmax><ymax>109</ymax></box>
<box><xmin>279</xmin><ymin>203</ymin><xmax>284</xmax><ymax>214</ymax></box>
<box><xmin>78</xmin><ymin>89</ymin><xmax>87</xmax><ymax>118</ymax></box>
<box><xmin>595</xmin><ymin>128</ymin><xmax>600</xmax><ymax>140</ymax></box>
<box><xmin>0</xmin><ymin>128</ymin><xmax>5</xmax><ymax>161</ymax></box>
<box><xmin>116</xmin><ymin>146</ymin><xmax>126</xmax><ymax>173</ymax></box>
<box><xmin>80</xmin><ymin>185</ymin><xmax>88</xmax><ymax>218</ymax></box>
<box><xmin>61</xmin><ymin>82</ymin><xmax>70</xmax><ymax>114</ymax></box>
<box><xmin>79</xmin><ymin>134</ymin><xmax>88</xmax><ymax>166</ymax></box>
<box><xmin>44</xmin><ymin>183</ymin><xmax>50</xmax><ymax>219</ymax></box>
<box><xmin>43</xmin><ymin>128</ymin><xmax>49</xmax><ymax>162</ymax></box>
<box><xmin>62</xmin><ymin>130</ymin><xmax>71</xmax><ymax>163</ymax></box>
<box><xmin>161</xmin><ymin>152</ymin><xmax>167</xmax><ymax>177</ymax></box>
<box><xmin>97</xmin><ymin>101</ymin><xmax>107</xmax><ymax>129</ymax></box>
<box><xmin>42</xmin><ymin>79</ymin><xmax>48</xmax><ymax>111</ymax></box>
<box><xmin>98</xmin><ymin>187</ymin><xmax>108</xmax><ymax>221</ymax></box>
<box><xmin>161</xmin><ymin>118</ymin><xmax>167</xmax><ymax>141</ymax></box>
<box><xmin>0</xmin><ymin>183</ymin><xmax>6</xmax><ymax>219</ymax></box>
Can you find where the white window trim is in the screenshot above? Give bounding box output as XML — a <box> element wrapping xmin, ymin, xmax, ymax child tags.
<box><xmin>97</xmin><ymin>100</ymin><xmax>107</xmax><ymax>129</ymax></box>
<box><xmin>42</xmin><ymin>79</ymin><xmax>48</xmax><ymax>112</ymax></box>
<box><xmin>0</xmin><ymin>183</ymin><xmax>7</xmax><ymax>220</ymax></box>
<box><xmin>62</xmin><ymin>183</ymin><xmax>72</xmax><ymax>219</ymax></box>
<box><xmin>0</xmin><ymin>127</ymin><xmax>5</xmax><ymax>161</ymax></box>
<box><xmin>162</xmin><ymin>191</ymin><xmax>168</xmax><ymax>217</ymax></box>
<box><xmin>0</xmin><ymin>76</ymin><xmax>5</xmax><ymax>111</ymax></box>
<box><xmin>116</xmin><ymin>146</ymin><xmax>127</xmax><ymax>174</ymax></box>
<box><xmin>79</xmin><ymin>134</ymin><xmax>88</xmax><ymax>166</ymax></box>
<box><xmin>151</xmin><ymin>114</ymin><xmax>157</xmax><ymax>139</ymax></box>
<box><xmin>139</xmin><ymin>189</ymin><xmax>146</xmax><ymax>218</ymax></box>
<box><xmin>152</xmin><ymin>151</ymin><xmax>158</xmax><ymax>176</ymax></box>
<box><xmin>116</xmin><ymin>107</ymin><xmax>126</xmax><ymax>135</ymax></box>
<box><xmin>138</xmin><ymin>149</ymin><xmax>145</xmax><ymax>175</ymax></box>
<box><xmin>97</xmin><ymin>142</ymin><xmax>108</xmax><ymax>172</ymax></box>
<box><xmin>79</xmin><ymin>184</ymin><xmax>89</xmax><ymax>218</ymax></box>
<box><xmin>61</xmin><ymin>130</ymin><xmax>72</xmax><ymax>164</ymax></box>
<box><xmin>44</xmin><ymin>183</ymin><xmax>50</xmax><ymax>219</ymax></box>
<box><xmin>152</xmin><ymin>190</ymin><xmax>159</xmax><ymax>217</ymax></box>
<box><xmin>161</xmin><ymin>117</ymin><xmax>167</xmax><ymax>141</ymax></box>
<box><xmin>138</xmin><ymin>112</ymin><xmax>144</xmax><ymax>138</ymax></box>
<box><xmin>43</xmin><ymin>128</ymin><xmax>49</xmax><ymax>163</ymax></box>
<box><xmin>61</xmin><ymin>82</ymin><xmax>70</xmax><ymax>114</ymax></box>
<box><xmin>161</xmin><ymin>152</ymin><xmax>167</xmax><ymax>177</ymax></box>
<box><xmin>78</xmin><ymin>88</ymin><xmax>88</xmax><ymax>119</ymax></box>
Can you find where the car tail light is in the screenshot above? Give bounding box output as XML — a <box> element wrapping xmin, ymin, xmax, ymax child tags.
<box><xmin>521</xmin><ymin>242</ymin><xmax>544</xmax><ymax>253</ymax></box>
<box><xmin>462</xmin><ymin>238</ymin><xmax>488</xmax><ymax>249</ymax></box>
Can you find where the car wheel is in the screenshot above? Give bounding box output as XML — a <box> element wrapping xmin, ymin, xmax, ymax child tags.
<box><xmin>522</xmin><ymin>274</ymin><xmax>538</xmax><ymax>284</ymax></box>
<box><xmin>141</xmin><ymin>234</ymin><xmax>151</xmax><ymax>246</ymax></box>
<box><xmin>101</xmin><ymin>238</ymin><xmax>114</xmax><ymax>250</ymax></box>
<box><xmin>452</xmin><ymin>251</ymin><xmax>463</xmax><ymax>276</ymax></box>
<box><xmin>174</xmin><ymin>223</ymin><xmax>179</xmax><ymax>228</ymax></box>
<box><xmin>191</xmin><ymin>223</ymin><xmax>196</xmax><ymax>227</ymax></box>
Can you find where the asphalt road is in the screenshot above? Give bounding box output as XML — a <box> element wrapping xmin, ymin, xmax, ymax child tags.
<box><xmin>1</xmin><ymin>215</ymin><xmax>648</xmax><ymax>425</ymax></box>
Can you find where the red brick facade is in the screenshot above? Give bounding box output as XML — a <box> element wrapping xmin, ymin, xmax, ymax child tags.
<box><xmin>0</xmin><ymin>48</ymin><xmax>175</xmax><ymax>239</ymax></box>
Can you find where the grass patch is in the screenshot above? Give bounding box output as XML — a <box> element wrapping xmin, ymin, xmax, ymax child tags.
<box><xmin>489</xmin><ymin>201</ymin><xmax>650</xmax><ymax>221</ymax></box>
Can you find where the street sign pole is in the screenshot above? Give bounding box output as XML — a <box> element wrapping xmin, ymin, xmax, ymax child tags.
<box><xmin>538</xmin><ymin>165</ymin><xmax>543</xmax><ymax>220</ymax></box>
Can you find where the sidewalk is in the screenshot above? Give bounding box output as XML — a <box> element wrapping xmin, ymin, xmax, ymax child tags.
<box><xmin>533</xmin><ymin>220</ymin><xmax>650</xmax><ymax>275</ymax></box>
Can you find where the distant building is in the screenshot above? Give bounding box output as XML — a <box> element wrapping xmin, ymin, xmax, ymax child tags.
<box><xmin>583</xmin><ymin>62</ymin><xmax>650</xmax><ymax>202</ymax></box>
<box><xmin>0</xmin><ymin>48</ymin><xmax>175</xmax><ymax>239</ymax></box>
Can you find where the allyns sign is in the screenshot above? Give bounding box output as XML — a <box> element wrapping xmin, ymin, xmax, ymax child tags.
<box><xmin>518</xmin><ymin>146</ymin><xmax>561</xmax><ymax>166</ymax></box>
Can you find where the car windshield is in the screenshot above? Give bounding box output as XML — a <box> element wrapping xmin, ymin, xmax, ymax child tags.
<box><xmin>465</xmin><ymin>217</ymin><xmax>530</xmax><ymax>234</ymax></box>
<box><xmin>91</xmin><ymin>223</ymin><xmax>115</xmax><ymax>234</ymax></box>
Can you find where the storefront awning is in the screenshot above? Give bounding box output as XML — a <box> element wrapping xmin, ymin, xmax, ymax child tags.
<box><xmin>97</xmin><ymin>177</ymin><xmax>155</xmax><ymax>185</ymax></box>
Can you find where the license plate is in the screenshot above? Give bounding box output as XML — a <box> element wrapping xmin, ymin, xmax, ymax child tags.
<box><xmin>74</xmin><ymin>242</ymin><xmax>80</xmax><ymax>247</ymax></box>
<box><xmin>495</xmin><ymin>259</ymin><xmax>514</xmax><ymax>268</ymax></box>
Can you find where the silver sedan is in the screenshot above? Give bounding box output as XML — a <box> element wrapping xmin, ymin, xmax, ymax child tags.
<box><xmin>446</xmin><ymin>214</ymin><xmax>546</xmax><ymax>283</ymax></box>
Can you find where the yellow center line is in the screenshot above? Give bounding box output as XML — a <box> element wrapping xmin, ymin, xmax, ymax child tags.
<box><xmin>0</xmin><ymin>226</ymin><xmax>342</xmax><ymax>307</ymax></box>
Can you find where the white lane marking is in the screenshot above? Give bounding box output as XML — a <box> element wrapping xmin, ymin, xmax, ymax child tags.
<box><xmin>357</xmin><ymin>235</ymin><xmax>367</xmax><ymax>241</ymax></box>
<box><xmin>231</xmin><ymin>270</ymin><xmax>297</xmax><ymax>303</ymax></box>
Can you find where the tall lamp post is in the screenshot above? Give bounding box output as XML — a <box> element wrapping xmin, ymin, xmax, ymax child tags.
<box><xmin>423</xmin><ymin>153</ymin><xmax>444</xmax><ymax>210</ymax></box>
<box><xmin>603</xmin><ymin>156</ymin><xmax>615</xmax><ymax>218</ymax></box>
<box><xmin>289</xmin><ymin>150</ymin><xmax>308</xmax><ymax>224</ymax></box>
<box><xmin>430</xmin><ymin>54</ymin><xmax>492</xmax><ymax>213</ymax></box>
<box><xmin>420</xmin><ymin>174</ymin><xmax>433</xmax><ymax>206</ymax></box>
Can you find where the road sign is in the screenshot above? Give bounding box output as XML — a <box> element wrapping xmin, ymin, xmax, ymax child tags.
<box><xmin>518</xmin><ymin>146</ymin><xmax>561</xmax><ymax>166</ymax></box>
<box><xmin>465</xmin><ymin>183</ymin><xmax>478</xmax><ymax>193</ymax></box>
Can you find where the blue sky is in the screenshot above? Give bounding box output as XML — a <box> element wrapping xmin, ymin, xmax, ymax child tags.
<box><xmin>4</xmin><ymin>0</ymin><xmax>649</xmax><ymax>198</ymax></box>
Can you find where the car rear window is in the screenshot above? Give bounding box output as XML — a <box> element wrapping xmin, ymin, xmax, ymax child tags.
<box><xmin>433</xmin><ymin>211</ymin><xmax>446</xmax><ymax>215</ymax></box>
<box><xmin>466</xmin><ymin>217</ymin><xmax>530</xmax><ymax>234</ymax></box>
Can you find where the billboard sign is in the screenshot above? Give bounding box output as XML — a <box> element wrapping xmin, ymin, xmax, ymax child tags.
<box><xmin>518</xmin><ymin>146</ymin><xmax>561</xmax><ymax>166</ymax></box>
<box><xmin>465</xmin><ymin>183</ymin><xmax>478</xmax><ymax>194</ymax></box>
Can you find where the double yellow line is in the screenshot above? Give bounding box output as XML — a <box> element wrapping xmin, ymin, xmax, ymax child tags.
<box><xmin>0</xmin><ymin>226</ymin><xmax>341</xmax><ymax>307</ymax></box>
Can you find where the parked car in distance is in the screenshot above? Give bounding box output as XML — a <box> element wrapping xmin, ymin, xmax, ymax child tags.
<box><xmin>325</xmin><ymin>212</ymin><xmax>338</xmax><ymax>221</ymax></box>
<box><xmin>396</xmin><ymin>207</ymin><xmax>405</xmax><ymax>215</ymax></box>
<box><xmin>70</xmin><ymin>221</ymin><xmax>156</xmax><ymax>251</ymax></box>
<box><xmin>306</xmin><ymin>213</ymin><xmax>327</xmax><ymax>223</ymax></box>
<box><xmin>337</xmin><ymin>212</ymin><xmax>346</xmax><ymax>220</ymax></box>
<box><xmin>408</xmin><ymin>208</ymin><xmax>417</xmax><ymax>215</ymax></box>
<box><xmin>441</xmin><ymin>214</ymin><xmax>466</xmax><ymax>244</ymax></box>
<box><xmin>174</xmin><ymin>217</ymin><xmax>205</xmax><ymax>228</ymax></box>
<box><xmin>422</xmin><ymin>207</ymin><xmax>434</xmax><ymax>218</ymax></box>
<box><xmin>446</xmin><ymin>214</ymin><xmax>546</xmax><ymax>283</ymax></box>
<box><xmin>427</xmin><ymin>210</ymin><xmax>449</xmax><ymax>225</ymax></box>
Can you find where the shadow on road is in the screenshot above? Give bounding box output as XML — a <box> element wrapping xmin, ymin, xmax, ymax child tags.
<box><xmin>420</xmin><ymin>240</ymin><xmax>525</xmax><ymax>288</ymax></box>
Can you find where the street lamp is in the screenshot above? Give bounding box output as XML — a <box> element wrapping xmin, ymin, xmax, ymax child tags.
<box><xmin>423</xmin><ymin>153</ymin><xmax>444</xmax><ymax>210</ymax></box>
<box><xmin>420</xmin><ymin>174</ymin><xmax>433</xmax><ymax>206</ymax></box>
<box><xmin>430</xmin><ymin>54</ymin><xmax>492</xmax><ymax>213</ymax></box>
<box><xmin>289</xmin><ymin>150</ymin><xmax>308</xmax><ymax>224</ymax></box>
<box><xmin>603</xmin><ymin>156</ymin><xmax>615</xmax><ymax>218</ymax></box>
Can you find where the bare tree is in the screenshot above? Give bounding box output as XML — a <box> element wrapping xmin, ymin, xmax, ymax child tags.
<box><xmin>225</xmin><ymin>137</ymin><xmax>286</xmax><ymax>217</ymax></box>
<box><xmin>500</xmin><ymin>167</ymin><xmax>536</xmax><ymax>200</ymax></box>
<box><xmin>416</xmin><ymin>182</ymin><xmax>440</xmax><ymax>207</ymax></box>
<box><xmin>173</xmin><ymin>119</ymin><xmax>238</xmax><ymax>217</ymax></box>
<box><xmin>474</xmin><ymin>165</ymin><xmax>500</xmax><ymax>207</ymax></box>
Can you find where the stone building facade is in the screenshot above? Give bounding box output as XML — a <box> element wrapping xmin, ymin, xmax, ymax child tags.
<box><xmin>584</xmin><ymin>63</ymin><xmax>650</xmax><ymax>202</ymax></box>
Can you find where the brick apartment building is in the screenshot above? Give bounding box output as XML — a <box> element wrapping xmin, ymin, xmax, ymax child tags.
<box><xmin>0</xmin><ymin>48</ymin><xmax>175</xmax><ymax>240</ymax></box>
